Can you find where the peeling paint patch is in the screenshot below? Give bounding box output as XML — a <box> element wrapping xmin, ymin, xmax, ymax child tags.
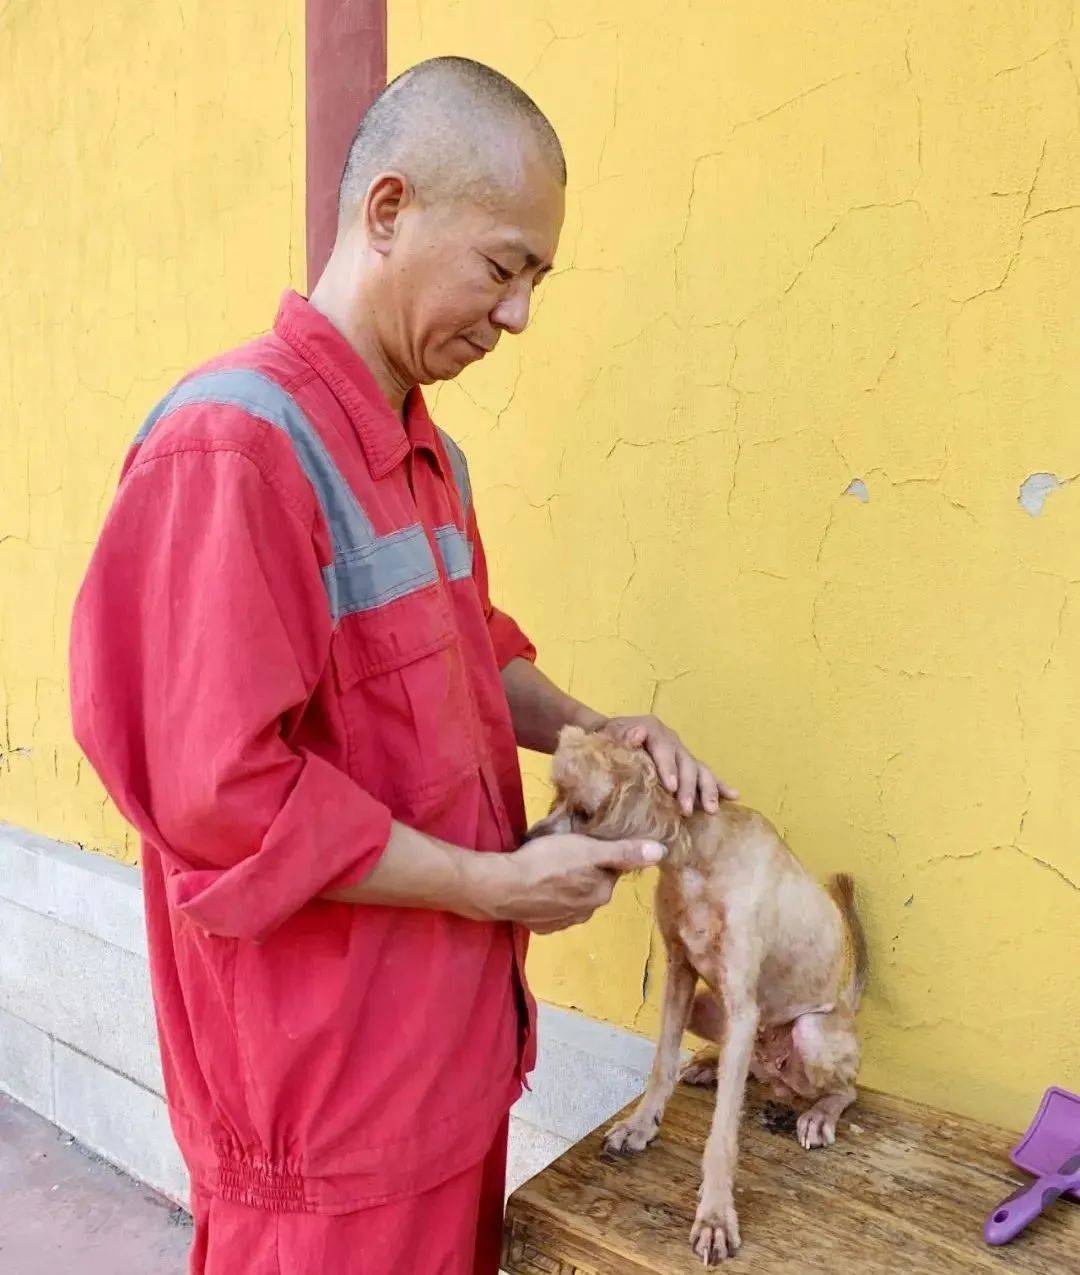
<box><xmin>844</xmin><ymin>478</ymin><xmax>870</xmax><ymax>503</ymax></box>
<box><xmin>1018</xmin><ymin>472</ymin><xmax>1061</xmax><ymax>516</ymax></box>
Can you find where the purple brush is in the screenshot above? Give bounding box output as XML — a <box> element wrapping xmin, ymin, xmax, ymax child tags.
<box><xmin>984</xmin><ymin>1087</ymin><xmax>1080</xmax><ymax>1246</ymax></box>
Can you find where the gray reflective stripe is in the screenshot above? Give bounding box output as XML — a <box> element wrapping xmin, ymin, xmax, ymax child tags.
<box><xmin>136</xmin><ymin>369</ymin><xmax>376</xmax><ymax>547</ymax></box>
<box><xmin>438</xmin><ymin>428</ymin><xmax>472</xmax><ymax>516</ymax></box>
<box><xmin>325</xmin><ymin>525</ymin><xmax>438</xmax><ymax>616</ymax></box>
<box><xmin>136</xmin><ymin>368</ymin><xmax>439</xmax><ymax>620</ymax></box>
<box><xmin>434</xmin><ymin>524</ymin><xmax>474</xmax><ymax>581</ymax></box>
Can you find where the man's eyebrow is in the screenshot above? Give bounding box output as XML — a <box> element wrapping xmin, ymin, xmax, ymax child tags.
<box><xmin>497</xmin><ymin>237</ymin><xmax>548</xmax><ymax>269</ymax></box>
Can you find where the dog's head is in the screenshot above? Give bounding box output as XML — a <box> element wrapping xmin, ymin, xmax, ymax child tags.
<box><xmin>526</xmin><ymin>725</ymin><xmax>683</xmax><ymax>844</ymax></box>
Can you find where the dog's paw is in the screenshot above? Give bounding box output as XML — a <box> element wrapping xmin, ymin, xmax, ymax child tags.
<box><xmin>691</xmin><ymin>1197</ymin><xmax>741</xmax><ymax>1265</ymax></box>
<box><xmin>796</xmin><ymin>1107</ymin><xmax>838</xmax><ymax>1150</ymax></box>
<box><xmin>680</xmin><ymin>1052</ymin><xmax>719</xmax><ymax>1088</ymax></box>
<box><xmin>603</xmin><ymin>1117</ymin><xmax>657</xmax><ymax>1157</ymax></box>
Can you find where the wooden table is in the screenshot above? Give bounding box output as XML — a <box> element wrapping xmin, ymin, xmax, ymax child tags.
<box><xmin>503</xmin><ymin>1084</ymin><xmax>1079</xmax><ymax>1272</ymax></box>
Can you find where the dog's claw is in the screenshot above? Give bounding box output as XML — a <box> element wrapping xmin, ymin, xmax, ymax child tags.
<box><xmin>680</xmin><ymin>1061</ymin><xmax>718</xmax><ymax>1087</ymax></box>
<box><xmin>690</xmin><ymin>1200</ymin><xmax>741</xmax><ymax>1266</ymax></box>
<box><xmin>796</xmin><ymin>1108</ymin><xmax>838</xmax><ymax>1150</ymax></box>
<box><xmin>603</xmin><ymin>1117</ymin><xmax>656</xmax><ymax>1157</ymax></box>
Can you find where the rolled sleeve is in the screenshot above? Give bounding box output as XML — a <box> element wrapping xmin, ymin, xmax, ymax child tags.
<box><xmin>71</xmin><ymin>444</ymin><xmax>391</xmax><ymax>942</ymax></box>
<box><xmin>166</xmin><ymin>752</ymin><xmax>392</xmax><ymax>941</ymax></box>
<box><xmin>485</xmin><ymin>606</ymin><xmax>537</xmax><ymax>669</ymax></box>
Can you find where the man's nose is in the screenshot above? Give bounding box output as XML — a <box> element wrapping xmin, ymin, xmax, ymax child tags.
<box><xmin>491</xmin><ymin>283</ymin><xmax>532</xmax><ymax>335</ymax></box>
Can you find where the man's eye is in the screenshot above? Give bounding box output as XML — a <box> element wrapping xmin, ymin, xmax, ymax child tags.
<box><xmin>486</xmin><ymin>257</ymin><xmax>513</xmax><ymax>284</ymax></box>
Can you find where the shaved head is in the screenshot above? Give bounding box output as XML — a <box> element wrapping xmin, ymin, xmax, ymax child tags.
<box><xmin>338</xmin><ymin>56</ymin><xmax>566</xmax><ymax>219</ymax></box>
<box><xmin>313</xmin><ymin>58</ymin><xmax>565</xmax><ymax>400</ymax></box>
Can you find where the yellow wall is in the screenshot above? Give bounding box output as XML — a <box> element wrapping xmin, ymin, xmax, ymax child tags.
<box><xmin>0</xmin><ymin>0</ymin><xmax>305</xmax><ymax>856</ymax></box>
<box><xmin>392</xmin><ymin>0</ymin><xmax>1080</xmax><ymax>1130</ymax></box>
<box><xmin>3</xmin><ymin>0</ymin><xmax>1077</xmax><ymax>1137</ymax></box>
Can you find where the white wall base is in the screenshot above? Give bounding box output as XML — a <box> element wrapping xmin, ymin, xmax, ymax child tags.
<box><xmin>0</xmin><ymin>824</ymin><xmax>652</xmax><ymax>1202</ymax></box>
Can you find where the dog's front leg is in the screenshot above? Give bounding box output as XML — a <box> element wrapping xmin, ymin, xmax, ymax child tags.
<box><xmin>603</xmin><ymin>945</ymin><xmax>696</xmax><ymax>1155</ymax></box>
<box><xmin>691</xmin><ymin>982</ymin><xmax>759</xmax><ymax>1265</ymax></box>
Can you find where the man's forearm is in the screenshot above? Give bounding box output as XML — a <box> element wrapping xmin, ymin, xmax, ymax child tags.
<box><xmin>323</xmin><ymin>821</ymin><xmax>503</xmax><ymax>919</ymax></box>
<box><xmin>501</xmin><ymin>657</ymin><xmax>606</xmax><ymax>754</ymax></box>
<box><xmin>324</xmin><ymin>814</ymin><xmax>667</xmax><ymax>934</ymax></box>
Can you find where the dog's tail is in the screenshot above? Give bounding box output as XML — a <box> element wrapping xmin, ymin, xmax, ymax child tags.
<box><xmin>828</xmin><ymin>873</ymin><xmax>868</xmax><ymax>1012</ymax></box>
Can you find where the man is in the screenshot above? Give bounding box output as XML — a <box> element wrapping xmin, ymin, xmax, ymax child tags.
<box><xmin>71</xmin><ymin>57</ymin><xmax>734</xmax><ymax>1275</ymax></box>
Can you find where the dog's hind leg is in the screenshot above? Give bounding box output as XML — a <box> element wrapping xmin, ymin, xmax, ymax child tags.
<box><xmin>791</xmin><ymin>1011</ymin><xmax>860</xmax><ymax>1149</ymax></box>
<box><xmin>796</xmin><ymin>1087</ymin><xmax>856</xmax><ymax>1150</ymax></box>
<box><xmin>679</xmin><ymin>990</ymin><xmax>723</xmax><ymax>1085</ymax></box>
<box><xmin>680</xmin><ymin>1047</ymin><xmax>719</xmax><ymax>1086</ymax></box>
<box><xmin>688</xmin><ymin>988</ymin><xmax>724</xmax><ymax>1040</ymax></box>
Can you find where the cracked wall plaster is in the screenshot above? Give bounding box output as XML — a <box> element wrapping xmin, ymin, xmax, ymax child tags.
<box><xmin>0</xmin><ymin>1</ymin><xmax>305</xmax><ymax>854</ymax></box>
<box><xmin>394</xmin><ymin>1</ymin><xmax>1080</xmax><ymax>1129</ymax></box>
<box><xmin>1</xmin><ymin>0</ymin><xmax>1076</xmax><ymax>1138</ymax></box>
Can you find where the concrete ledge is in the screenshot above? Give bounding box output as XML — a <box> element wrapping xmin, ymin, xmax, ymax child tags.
<box><xmin>0</xmin><ymin>823</ymin><xmax>652</xmax><ymax>1201</ymax></box>
<box><xmin>54</xmin><ymin>1042</ymin><xmax>189</xmax><ymax>1203</ymax></box>
<box><xmin>0</xmin><ymin>824</ymin><xmax>145</xmax><ymax>957</ymax></box>
<box><xmin>0</xmin><ymin>897</ymin><xmax>162</xmax><ymax>1093</ymax></box>
<box><xmin>506</xmin><ymin>1116</ymin><xmax>573</xmax><ymax>1193</ymax></box>
<box><xmin>0</xmin><ymin>1006</ymin><xmax>54</xmax><ymax>1118</ymax></box>
<box><xmin>516</xmin><ymin>1004</ymin><xmax>654</xmax><ymax>1144</ymax></box>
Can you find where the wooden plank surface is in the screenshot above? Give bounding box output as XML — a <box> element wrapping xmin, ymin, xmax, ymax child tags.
<box><xmin>503</xmin><ymin>1084</ymin><xmax>1079</xmax><ymax>1273</ymax></box>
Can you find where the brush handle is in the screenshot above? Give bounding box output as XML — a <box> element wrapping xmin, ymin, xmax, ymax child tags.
<box><xmin>984</xmin><ymin>1159</ymin><xmax>1080</xmax><ymax>1246</ymax></box>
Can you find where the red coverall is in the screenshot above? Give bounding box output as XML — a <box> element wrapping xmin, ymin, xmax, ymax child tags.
<box><xmin>70</xmin><ymin>290</ymin><xmax>539</xmax><ymax>1274</ymax></box>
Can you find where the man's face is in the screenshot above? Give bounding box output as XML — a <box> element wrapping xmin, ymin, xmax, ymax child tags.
<box><xmin>385</xmin><ymin>144</ymin><xmax>565</xmax><ymax>385</ymax></box>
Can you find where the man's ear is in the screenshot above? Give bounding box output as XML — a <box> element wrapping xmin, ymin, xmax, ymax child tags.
<box><xmin>364</xmin><ymin>172</ymin><xmax>410</xmax><ymax>256</ymax></box>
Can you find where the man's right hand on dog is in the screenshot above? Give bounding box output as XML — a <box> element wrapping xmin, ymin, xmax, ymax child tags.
<box><xmin>325</xmin><ymin>822</ymin><xmax>663</xmax><ymax>935</ymax></box>
<box><xmin>483</xmin><ymin>834</ymin><xmax>665</xmax><ymax>934</ymax></box>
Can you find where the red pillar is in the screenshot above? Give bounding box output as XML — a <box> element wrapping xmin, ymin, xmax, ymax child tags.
<box><xmin>306</xmin><ymin>0</ymin><xmax>387</xmax><ymax>287</ymax></box>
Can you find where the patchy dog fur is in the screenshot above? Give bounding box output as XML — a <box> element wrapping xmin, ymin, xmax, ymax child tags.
<box><xmin>529</xmin><ymin>727</ymin><xmax>868</xmax><ymax>1265</ymax></box>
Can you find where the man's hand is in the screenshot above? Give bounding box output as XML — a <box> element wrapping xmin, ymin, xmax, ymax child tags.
<box><xmin>478</xmin><ymin>833</ymin><xmax>665</xmax><ymax>935</ymax></box>
<box><xmin>498</xmin><ymin>659</ymin><xmax>738</xmax><ymax>817</ymax></box>
<box><xmin>325</xmin><ymin>821</ymin><xmax>663</xmax><ymax>932</ymax></box>
<box><xmin>600</xmin><ymin>715</ymin><xmax>738</xmax><ymax>816</ymax></box>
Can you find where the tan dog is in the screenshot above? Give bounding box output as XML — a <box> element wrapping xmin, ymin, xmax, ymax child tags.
<box><xmin>529</xmin><ymin>727</ymin><xmax>868</xmax><ymax>1266</ymax></box>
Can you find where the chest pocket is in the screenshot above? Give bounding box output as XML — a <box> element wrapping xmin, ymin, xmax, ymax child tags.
<box><xmin>138</xmin><ymin>367</ymin><xmax>483</xmax><ymax>815</ymax></box>
<box><xmin>330</xmin><ymin>582</ymin><xmax>481</xmax><ymax>812</ymax></box>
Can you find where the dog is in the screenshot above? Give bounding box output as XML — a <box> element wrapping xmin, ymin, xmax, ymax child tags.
<box><xmin>529</xmin><ymin>726</ymin><xmax>868</xmax><ymax>1265</ymax></box>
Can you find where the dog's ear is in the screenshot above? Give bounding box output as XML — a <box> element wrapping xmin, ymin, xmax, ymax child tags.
<box><xmin>555</xmin><ymin>724</ymin><xmax>589</xmax><ymax>750</ymax></box>
<box><xmin>550</xmin><ymin>727</ymin><xmax>682</xmax><ymax>844</ymax></box>
<box><xmin>552</xmin><ymin>730</ymin><xmax>616</xmax><ymax>813</ymax></box>
<box><xmin>565</xmin><ymin>739</ymin><xmax>682</xmax><ymax>844</ymax></box>
<box><xmin>601</xmin><ymin>761</ymin><xmax>682</xmax><ymax>843</ymax></box>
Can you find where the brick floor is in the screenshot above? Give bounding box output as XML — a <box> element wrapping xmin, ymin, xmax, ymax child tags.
<box><xmin>0</xmin><ymin>1093</ymin><xmax>191</xmax><ymax>1274</ymax></box>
